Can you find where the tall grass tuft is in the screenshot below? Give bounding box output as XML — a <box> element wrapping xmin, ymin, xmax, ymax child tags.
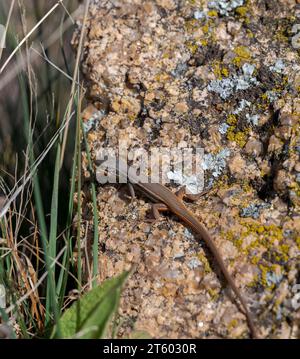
<box><xmin>0</xmin><ymin>0</ymin><xmax>126</xmax><ymax>339</ymax></box>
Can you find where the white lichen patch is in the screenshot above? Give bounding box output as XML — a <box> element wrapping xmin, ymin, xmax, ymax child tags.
<box><xmin>83</xmin><ymin>110</ymin><xmax>105</xmax><ymax>133</ymax></box>
<box><xmin>246</xmin><ymin>113</ymin><xmax>260</xmax><ymax>126</ymax></box>
<box><xmin>270</xmin><ymin>59</ymin><xmax>286</xmax><ymax>74</ymax></box>
<box><xmin>208</xmin><ymin>0</ymin><xmax>244</xmax><ymax>16</ymax></box>
<box><xmin>208</xmin><ymin>63</ymin><xmax>258</xmax><ymax>100</ymax></box>
<box><xmin>233</xmin><ymin>99</ymin><xmax>251</xmax><ymax>114</ymax></box>
<box><xmin>265</xmin><ymin>90</ymin><xmax>279</xmax><ymax>103</ymax></box>
<box><xmin>194</xmin><ymin>10</ymin><xmax>206</xmax><ymax>20</ymax></box>
<box><xmin>219</xmin><ymin>123</ymin><xmax>230</xmax><ymax>134</ymax></box>
<box><xmin>201</xmin><ymin>149</ymin><xmax>231</xmax><ymax>178</ymax></box>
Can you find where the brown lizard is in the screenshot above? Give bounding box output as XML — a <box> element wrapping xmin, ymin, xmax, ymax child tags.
<box><xmin>106</xmin><ymin>158</ymin><xmax>258</xmax><ymax>338</ymax></box>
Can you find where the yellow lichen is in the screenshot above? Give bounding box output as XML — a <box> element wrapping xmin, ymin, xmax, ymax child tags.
<box><xmin>228</xmin><ymin>319</ymin><xmax>238</xmax><ymax>330</ymax></box>
<box><xmin>184</xmin><ymin>19</ymin><xmax>199</xmax><ymax>32</ymax></box>
<box><xmin>223</xmin><ymin>220</ymin><xmax>287</xmax><ymax>287</ymax></box>
<box><xmin>274</xmin><ymin>31</ymin><xmax>289</xmax><ymax>44</ymax></box>
<box><xmin>207</xmin><ymin>287</ymin><xmax>219</xmax><ymax>301</ymax></box>
<box><xmin>233</xmin><ymin>46</ymin><xmax>251</xmax><ymax>67</ymax></box>
<box><xmin>185</xmin><ymin>41</ymin><xmax>199</xmax><ymax>54</ymax></box>
<box><xmin>197</xmin><ymin>252</ymin><xmax>212</xmax><ymax>273</ymax></box>
<box><xmin>213</xmin><ymin>61</ymin><xmax>229</xmax><ymax>79</ymax></box>
<box><xmin>246</xmin><ymin>29</ymin><xmax>254</xmax><ymax>38</ymax></box>
<box><xmin>201</xmin><ymin>24</ymin><xmax>209</xmax><ymax>34</ymax></box>
<box><xmin>154</xmin><ymin>72</ymin><xmax>170</xmax><ymax>83</ymax></box>
<box><xmin>227</xmin><ymin>128</ymin><xmax>249</xmax><ymax>148</ymax></box>
<box><xmin>235</xmin><ymin>6</ymin><xmax>248</xmax><ymax>17</ymax></box>
<box><xmin>207</xmin><ymin>10</ymin><xmax>218</xmax><ymax>17</ymax></box>
<box><xmin>226</xmin><ymin>114</ymin><xmax>238</xmax><ymax>125</ymax></box>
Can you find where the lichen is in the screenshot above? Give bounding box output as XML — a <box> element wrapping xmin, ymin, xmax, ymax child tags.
<box><xmin>197</xmin><ymin>252</ymin><xmax>212</xmax><ymax>273</ymax></box>
<box><xmin>235</xmin><ymin>6</ymin><xmax>248</xmax><ymax>17</ymax></box>
<box><xmin>208</xmin><ymin>0</ymin><xmax>245</xmax><ymax>16</ymax></box>
<box><xmin>213</xmin><ymin>61</ymin><xmax>229</xmax><ymax>79</ymax></box>
<box><xmin>227</xmin><ymin>127</ymin><xmax>249</xmax><ymax>148</ymax></box>
<box><xmin>240</xmin><ymin>202</ymin><xmax>270</xmax><ymax>219</ymax></box>
<box><xmin>201</xmin><ymin>148</ymin><xmax>231</xmax><ymax>177</ymax></box>
<box><xmin>185</xmin><ymin>40</ymin><xmax>199</xmax><ymax>54</ymax></box>
<box><xmin>208</xmin><ymin>63</ymin><xmax>258</xmax><ymax>99</ymax></box>
<box><xmin>233</xmin><ymin>46</ymin><xmax>252</xmax><ymax>67</ymax></box>
<box><xmin>207</xmin><ymin>10</ymin><xmax>218</xmax><ymax>17</ymax></box>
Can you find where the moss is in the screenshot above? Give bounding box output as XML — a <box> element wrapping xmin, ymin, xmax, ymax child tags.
<box><xmin>248</xmin><ymin>274</ymin><xmax>259</xmax><ymax>287</ymax></box>
<box><xmin>223</xmin><ymin>229</ymin><xmax>243</xmax><ymax>249</ymax></box>
<box><xmin>235</xmin><ymin>0</ymin><xmax>251</xmax><ymax>20</ymax></box>
<box><xmin>222</xmin><ymin>68</ymin><xmax>229</xmax><ymax>77</ymax></box>
<box><xmin>128</xmin><ymin>114</ymin><xmax>137</xmax><ymax>121</ymax></box>
<box><xmin>259</xmin><ymin>264</ymin><xmax>270</xmax><ymax>288</ymax></box>
<box><xmin>234</xmin><ymin>46</ymin><xmax>251</xmax><ymax>59</ymax></box>
<box><xmin>241</xmin><ymin>181</ymin><xmax>252</xmax><ymax>193</ymax></box>
<box><xmin>256</xmin><ymin>226</ymin><xmax>265</xmax><ymax>234</ymax></box>
<box><xmin>244</xmin><ymin>17</ymin><xmax>251</xmax><ymax>25</ymax></box>
<box><xmin>258</xmin><ymin>263</ymin><xmax>278</xmax><ymax>290</ymax></box>
<box><xmin>250</xmin><ymin>256</ymin><xmax>260</xmax><ymax>265</ymax></box>
<box><xmin>273</xmin><ymin>31</ymin><xmax>289</xmax><ymax>44</ymax></box>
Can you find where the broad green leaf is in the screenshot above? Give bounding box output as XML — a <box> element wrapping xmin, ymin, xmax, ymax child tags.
<box><xmin>57</xmin><ymin>272</ymin><xmax>128</xmax><ymax>339</ymax></box>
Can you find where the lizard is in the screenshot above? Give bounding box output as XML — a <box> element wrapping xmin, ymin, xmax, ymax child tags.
<box><xmin>103</xmin><ymin>157</ymin><xmax>259</xmax><ymax>339</ymax></box>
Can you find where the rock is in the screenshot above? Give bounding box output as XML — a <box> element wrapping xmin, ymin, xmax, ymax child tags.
<box><xmin>228</xmin><ymin>154</ymin><xmax>247</xmax><ymax>179</ymax></box>
<box><xmin>73</xmin><ymin>0</ymin><xmax>300</xmax><ymax>339</ymax></box>
<box><xmin>244</xmin><ymin>138</ymin><xmax>263</xmax><ymax>156</ymax></box>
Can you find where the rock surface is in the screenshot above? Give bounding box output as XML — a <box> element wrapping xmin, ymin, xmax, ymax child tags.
<box><xmin>73</xmin><ymin>0</ymin><xmax>300</xmax><ymax>338</ymax></box>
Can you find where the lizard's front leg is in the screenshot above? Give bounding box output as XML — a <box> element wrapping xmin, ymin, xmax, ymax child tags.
<box><xmin>145</xmin><ymin>203</ymin><xmax>168</xmax><ymax>223</ymax></box>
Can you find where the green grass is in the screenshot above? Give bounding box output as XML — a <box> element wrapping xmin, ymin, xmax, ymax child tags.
<box><xmin>0</xmin><ymin>0</ymin><xmax>126</xmax><ymax>339</ymax></box>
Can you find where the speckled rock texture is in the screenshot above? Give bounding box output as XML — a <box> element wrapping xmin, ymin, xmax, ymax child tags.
<box><xmin>73</xmin><ymin>0</ymin><xmax>300</xmax><ymax>338</ymax></box>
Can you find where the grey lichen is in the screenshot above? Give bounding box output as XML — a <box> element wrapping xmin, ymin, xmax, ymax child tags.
<box><xmin>246</xmin><ymin>113</ymin><xmax>260</xmax><ymax>126</ymax></box>
<box><xmin>265</xmin><ymin>90</ymin><xmax>279</xmax><ymax>103</ymax></box>
<box><xmin>83</xmin><ymin>110</ymin><xmax>105</xmax><ymax>133</ymax></box>
<box><xmin>194</xmin><ymin>10</ymin><xmax>205</xmax><ymax>20</ymax></box>
<box><xmin>240</xmin><ymin>202</ymin><xmax>270</xmax><ymax>219</ymax></box>
<box><xmin>201</xmin><ymin>148</ymin><xmax>231</xmax><ymax>178</ymax></box>
<box><xmin>233</xmin><ymin>99</ymin><xmax>251</xmax><ymax>114</ymax></box>
<box><xmin>208</xmin><ymin>0</ymin><xmax>245</xmax><ymax>16</ymax></box>
<box><xmin>269</xmin><ymin>59</ymin><xmax>286</xmax><ymax>74</ymax></box>
<box><xmin>219</xmin><ymin>123</ymin><xmax>230</xmax><ymax>134</ymax></box>
<box><xmin>187</xmin><ymin>258</ymin><xmax>201</xmax><ymax>269</ymax></box>
<box><xmin>208</xmin><ymin>63</ymin><xmax>258</xmax><ymax>100</ymax></box>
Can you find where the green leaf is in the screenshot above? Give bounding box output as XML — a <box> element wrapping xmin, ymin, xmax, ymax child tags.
<box><xmin>129</xmin><ymin>330</ymin><xmax>152</xmax><ymax>339</ymax></box>
<box><xmin>56</xmin><ymin>271</ymin><xmax>129</xmax><ymax>339</ymax></box>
